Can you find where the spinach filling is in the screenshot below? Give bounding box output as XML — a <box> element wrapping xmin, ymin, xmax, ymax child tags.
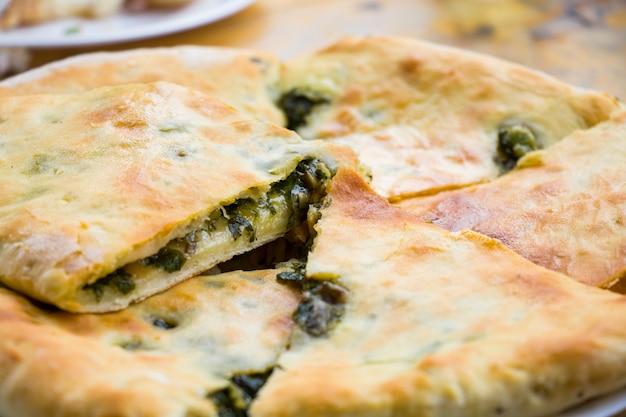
<box><xmin>278</xmin><ymin>89</ymin><xmax>329</xmax><ymax>131</ymax></box>
<box><xmin>293</xmin><ymin>281</ymin><xmax>347</xmax><ymax>337</ymax></box>
<box><xmin>278</xmin><ymin>261</ymin><xmax>348</xmax><ymax>337</ymax></box>
<box><xmin>495</xmin><ymin>124</ymin><xmax>539</xmax><ymax>173</ymax></box>
<box><xmin>226</xmin><ymin>205</ymin><xmax>257</xmax><ymax>243</ymax></box>
<box><xmin>276</xmin><ymin>260</ymin><xmax>307</xmax><ymax>282</ymax></box>
<box><xmin>141</xmin><ymin>247</ymin><xmax>186</xmax><ymax>273</ymax></box>
<box><xmin>82</xmin><ymin>158</ymin><xmax>333</xmax><ymax>302</ymax></box>
<box><xmin>208</xmin><ymin>369</ymin><xmax>273</xmax><ymax>417</ymax></box>
<box><xmin>83</xmin><ymin>270</ymin><xmax>135</xmax><ymax>302</ymax></box>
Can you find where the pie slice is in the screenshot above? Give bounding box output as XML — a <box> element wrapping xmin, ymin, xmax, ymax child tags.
<box><xmin>0</xmin><ymin>267</ymin><xmax>300</xmax><ymax>417</ymax></box>
<box><xmin>278</xmin><ymin>35</ymin><xmax>621</xmax><ymax>200</ymax></box>
<box><xmin>250</xmin><ymin>168</ymin><xmax>626</xmax><ymax>417</ymax></box>
<box><xmin>0</xmin><ymin>45</ymin><xmax>284</xmax><ymax>125</ymax></box>
<box><xmin>0</xmin><ymin>81</ymin><xmax>337</xmax><ymax>312</ymax></box>
<box><xmin>398</xmin><ymin>108</ymin><xmax>626</xmax><ymax>288</ymax></box>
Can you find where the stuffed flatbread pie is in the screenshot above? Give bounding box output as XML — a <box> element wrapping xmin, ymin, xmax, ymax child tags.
<box><xmin>1</xmin><ymin>35</ymin><xmax>625</xmax><ymax>417</ymax></box>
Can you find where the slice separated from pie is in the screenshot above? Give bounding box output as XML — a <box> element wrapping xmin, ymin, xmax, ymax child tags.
<box><xmin>0</xmin><ymin>81</ymin><xmax>337</xmax><ymax>312</ymax></box>
<box><xmin>398</xmin><ymin>108</ymin><xmax>626</xmax><ymax>288</ymax></box>
<box><xmin>250</xmin><ymin>168</ymin><xmax>626</xmax><ymax>417</ymax></box>
<box><xmin>0</xmin><ymin>267</ymin><xmax>300</xmax><ymax>417</ymax></box>
<box><xmin>0</xmin><ymin>45</ymin><xmax>284</xmax><ymax>125</ymax></box>
<box><xmin>278</xmin><ymin>35</ymin><xmax>621</xmax><ymax>200</ymax></box>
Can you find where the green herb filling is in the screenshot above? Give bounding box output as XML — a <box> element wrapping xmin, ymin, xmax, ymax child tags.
<box><xmin>208</xmin><ymin>369</ymin><xmax>273</xmax><ymax>417</ymax></box>
<box><xmin>83</xmin><ymin>270</ymin><xmax>136</xmax><ymax>301</ymax></box>
<box><xmin>496</xmin><ymin>124</ymin><xmax>539</xmax><ymax>173</ymax></box>
<box><xmin>278</xmin><ymin>89</ymin><xmax>329</xmax><ymax>131</ymax></box>
<box><xmin>293</xmin><ymin>281</ymin><xmax>348</xmax><ymax>337</ymax></box>
<box><xmin>83</xmin><ymin>158</ymin><xmax>333</xmax><ymax>302</ymax></box>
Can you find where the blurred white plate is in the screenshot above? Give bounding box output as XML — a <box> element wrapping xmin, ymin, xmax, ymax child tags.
<box><xmin>0</xmin><ymin>0</ymin><xmax>255</xmax><ymax>48</ymax></box>
<box><xmin>556</xmin><ymin>386</ymin><xmax>626</xmax><ymax>417</ymax></box>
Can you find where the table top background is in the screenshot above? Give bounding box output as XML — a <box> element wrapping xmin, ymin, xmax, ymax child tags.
<box><xmin>21</xmin><ymin>0</ymin><xmax>626</xmax><ymax>101</ymax></box>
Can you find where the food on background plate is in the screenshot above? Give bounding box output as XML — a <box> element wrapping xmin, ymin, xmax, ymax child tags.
<box><xmin>278</xmin><ymin>36</ymin><xmax>621</xmax><ymax>200</ymax></box>
<box><xmin>398</xmin><ymin>109</ymin><xmax>626</xmax><ymax>288</ymax></box>
<box><xmin>0</xmin><ymin>268</ymin><xmax>300</xmax><ymax>417</ymax></box>
<box><xmin>0</xmin><ymin>0</ymin><xmax>123</xmax><ymax>29</ymax></box>
<box><xmin>0</xmin><ymin>81</ymin><xmax>338</xmax><ymax>313</ymax></box>
<box><xmin>251</xmin><ymin>168</ymin><xmax>626</xmax><ymax>417</ymax></box>
<box><xmin>0</xmin><ymin>46</ymin><xmax>284</xmax><ymax>126</ymax></box>
<box><xmin>0</xmin><ymin>0</ymin><xmax>194</xmax><ymax>30</ymax></box>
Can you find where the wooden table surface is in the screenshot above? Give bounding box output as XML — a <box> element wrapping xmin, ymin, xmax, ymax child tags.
<box><xmin>17</xmin><ymin>0</ymin><xmax>626</xmax><ymax>100</ymax></box>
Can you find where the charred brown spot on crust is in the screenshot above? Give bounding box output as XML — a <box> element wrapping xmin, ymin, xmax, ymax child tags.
<box><xmin>114</xmin><ymin>118</ymin><xmax>148</xmax><ymax>129</ymax></box>
<box><xmin>399</xmin><ymin>56</ymin><xmax>422</xmax><ymax>74</ymax></box>
<box><xmin>602</xmin><ymin>270</ymin><xmax>626</xmax><ymax>294</ymax></box>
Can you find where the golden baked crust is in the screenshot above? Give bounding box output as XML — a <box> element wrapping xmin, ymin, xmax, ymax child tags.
<box><xmin>0</xmin><ymin>81</ymin><xmax>334</xmax><ymax>312</ymax></box>
<box><xmin>398</xmin><ymin>109</ymin><xmax>626</xmax><ymax>288</ymax></box>
<box><xmin>0</xmin><ymin>45</ymin><xmax>284</xmax><ymax>125</ymax></box>
<box><xmin>0</xmin><ymin>0</ymin><xmax>123</xmax><ymax>29</ymax></box>
<box><xmin>251</xmin><ymin>168</ymin><xmax>626</xmax><ymax>417</ymax></box>
<box><xmin>279</xmin><ymin>35</ymin><xmax>621</xmax><ymax>200</ymax></box>
<box><xmin>0</xmin><ymin>268</ymin><xmax>300</xmax><ymax>417</ymax></box>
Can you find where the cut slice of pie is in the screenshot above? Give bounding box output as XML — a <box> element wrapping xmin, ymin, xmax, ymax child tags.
<box><xmin>0</xmin><ymin>81</ymin><xmax>337</xmax><ymax>312</ymax></box>
<box><xmin>278</xmin><ymin>35</ymin><xmax>621</xmax><ymax>200</ymax></box>
<box><xmin>250</xmin><ymin>168</ymin><xmax>626</xmax><ymax>417</ymax></box>
<box><xmin>398</xmin><ymin>108</ymin><xmax>626</xmax><ymax>288</ymax></box>
<box><xmin>0</xmin><ymin>267</ymin><xmax>300</xmax><ymax>417</ymax></box>
<box><xmin>0</xmin><ymin>45</ymin><xmax>284</xmax><ymax>125</ymax></box>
